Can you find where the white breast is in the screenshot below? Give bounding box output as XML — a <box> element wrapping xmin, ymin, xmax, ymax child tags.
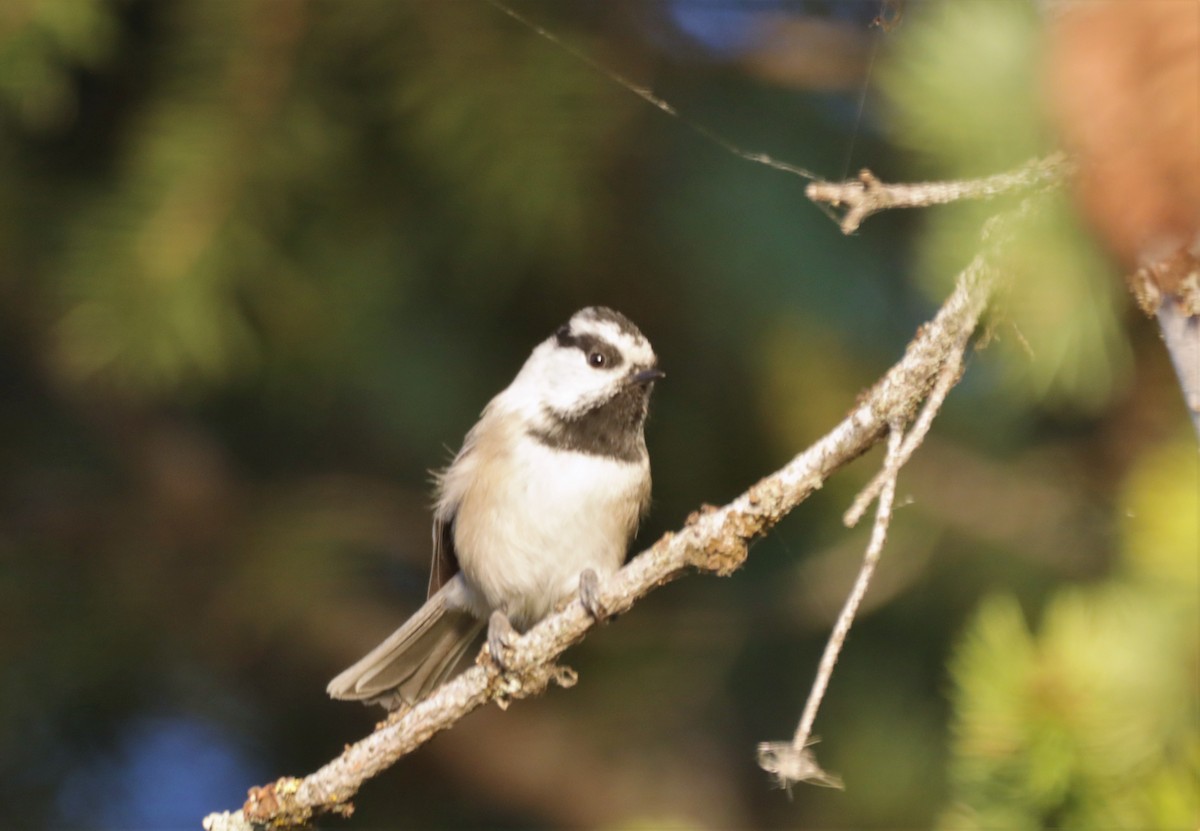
<box><xmin>450</xmin><ymin>427</ymin><xmax>649</xmax><ymax>628</ymax></box>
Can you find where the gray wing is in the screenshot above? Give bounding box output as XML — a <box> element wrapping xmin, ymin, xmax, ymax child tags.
<box><xmin>427</xmin><ymin>512</ymin><xmax>459</xmax><ymax>599</ymax></box>
<box><xmin>428</xmin><ymin>409</ymin><xmax>490</xmax><ymax>598</ymax></box>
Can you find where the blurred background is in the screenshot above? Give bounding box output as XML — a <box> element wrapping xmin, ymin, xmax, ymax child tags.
<box><xmin>0</xmin><ymin>1</ymin><xmax>1195</xmax><ymax>829</ymax></box>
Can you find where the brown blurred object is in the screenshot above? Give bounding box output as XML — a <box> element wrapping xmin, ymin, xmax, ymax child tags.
<box><xmin>1046</xmin><ymin>0</ymin><xmax>1200</xmax><ymax>313</ymax></box>
<box><xmin>1047</xmin><ymin>1</ymin><xmax>1200</xmax><ymax>434</ymax></box>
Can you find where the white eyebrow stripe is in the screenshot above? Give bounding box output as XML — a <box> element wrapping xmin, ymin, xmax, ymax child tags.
<box><xmin>572</xmin><ymin>320</ymin><xmax>646</xmax><ymax>350</ymax></box>
<box><xmin>565</xmin><ymin>309</ymin><xmax>657</xmax><ymax>369</ymax></box>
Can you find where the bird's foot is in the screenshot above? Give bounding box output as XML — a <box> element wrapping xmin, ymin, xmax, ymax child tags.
<box><xmin>579</xmin><ymin>568</ymin><xmax>611</xmax><ymax>622</ymax></box>
<box><xmin>487</xmin><ymin>610</ymin><xmax>518</xmax><ymax>669</ymax></box>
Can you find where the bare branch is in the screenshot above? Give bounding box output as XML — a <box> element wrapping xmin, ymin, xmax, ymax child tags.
<box><xmin>202</xmin><ymin>197</ymin><xmax>1041</xmax><ymax>830</ymax></box>
<box><xmin>807</xmin><ymin>153</ymin><xmax>1070</xmax><ymax>234</ymax></box>
<box><xmin>754</xmin><ymin>202</ymin><xmax>1043</xmax><ymax>791</ymax></box>
<box><xmin>1129</xmin><ymin>247</ymin><xmax>1200</xmax><ymax>440</ymax></box>
<box><xmin>758</xmin><ymin>424</ymin><xmax>904</xmax><ymax>791</ymax></box>
<box><xmin>844</xmin><ymin>335</ymin><xmax>965</xmax><ymax>527</ymax></box>
<box><xmin>1155</xmin><ymin>295</ymin><xmax>1200</xmax><ymax>439</ymax></box>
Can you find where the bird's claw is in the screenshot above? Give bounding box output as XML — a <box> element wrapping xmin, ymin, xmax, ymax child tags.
<box><xmin>579</xmin><ymin>568</ymin><xmax>610</xmax><ymax>622</ymax></box>
<box><xmin>487</xmin><ymin>610</ymin><xmax>517</xmax><ymax>669</ymax></box>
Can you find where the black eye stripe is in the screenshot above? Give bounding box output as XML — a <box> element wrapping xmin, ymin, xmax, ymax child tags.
<box><xmin>555</xmin><ymin>328</ymin><xmax>624</xmax><ymax>369</ymax></box>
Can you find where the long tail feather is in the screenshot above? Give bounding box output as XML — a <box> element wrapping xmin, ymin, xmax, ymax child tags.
<box><xmin>327</xmin><ymin>579</ymin><xmax>484</xmax><ymax>709</ymax></box>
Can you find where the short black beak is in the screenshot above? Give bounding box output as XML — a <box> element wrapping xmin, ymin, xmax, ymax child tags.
<box><xmin>631</xmin><ymin>367</ymin><xmax>666</xmax><ymax>385</ymax></box>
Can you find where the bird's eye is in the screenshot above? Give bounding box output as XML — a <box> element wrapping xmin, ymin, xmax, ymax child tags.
<box><xmin>587</xmin><ymin>351</ymin><xmax>606</xmax><ymax>368</ymax></box>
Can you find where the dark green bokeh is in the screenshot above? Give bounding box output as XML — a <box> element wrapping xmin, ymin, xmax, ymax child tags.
<box><xmin>0</xmin><ymin>1</ymin><xmax>1193</xmax><ymax>829</ymax></box>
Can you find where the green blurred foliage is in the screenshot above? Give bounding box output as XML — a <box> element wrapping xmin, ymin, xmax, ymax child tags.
<box><xmin>38</xmin><ymin>1</ymin><xmax>633</xmax><ymax>400</ymax></box>
<box><xmin>880</xmin><ymin>0</ymin><xmax>1049</xmax><ymax>175</ymax></box>
<box><xmin>943</xmin><ymin>435</ymin><xmax>1199</xmax><ymax>830</ymax></box>
<box><xmin>0</xmin><ymin>1</ymin><xmax>1193</xmax><ymax>829</ymax></box>
<box><xmin>880</xmin><ymin>0</ymin><xmax>1129</xmax><ymax>415</ymax></box>
<box><xmin>0</xmin><ymin>0</ymin><xmax>118</xmax><ymax>131</ymax></box>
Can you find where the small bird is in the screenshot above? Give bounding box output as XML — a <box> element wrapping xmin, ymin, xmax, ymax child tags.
<box><xmin>328</xmin><ymin>307</ymin><xmax>663</xmax><ymax>709</ymax></box>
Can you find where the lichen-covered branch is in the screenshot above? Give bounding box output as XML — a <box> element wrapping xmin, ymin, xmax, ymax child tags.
<box><xmin>757</xmin><ymin>202</ymin><xmax>1026</xmax><ymax>791</ymax></box>
<box><xmin>807</xmin><ymin>153</ymin><xmax>1069</xmax><ymax>234</ymax></box>
<box><xmin>201</xmin><ymin>198</ymin><xmax>1039</xmax><ymax>831</ymax></box>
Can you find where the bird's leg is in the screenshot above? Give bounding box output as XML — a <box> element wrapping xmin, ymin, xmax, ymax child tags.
<box><xmin>578</xmin><ymin>568</ymin><xmax>611</xmax><ymax>622</ymax></box>
<box><xmin>486</xmin><ymin>610</ymin><xmax>518</xmax><ymax>669</ymax></box>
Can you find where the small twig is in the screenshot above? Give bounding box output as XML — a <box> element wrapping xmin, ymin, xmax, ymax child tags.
<box><xmin>754</xmin><ymin>199</ymin><xmax>1042</xmax><ymax>793</ymax></box>
<box><xmin>799</xmin><ymin>424</ymin><xmax>904</xmax><ymax>746</ymax></box>
<box><xmin>807</xmin><ymin>153</ymin><xmax>1070</xmax><ymax>234</ymax></box>
<box><xmin>845</xmin><ymin>194</ymin><xmax>1041</xmax><ymax>526</ymax></box>
<box><xmin>844</xmin><ymin>337</ymin><xmax>965</xmax><ymax>527</ymax></box>
<box><xmin>758</xmin><ymin>424</ymin><xmax>905</xmax><ymax>791</ymax></box>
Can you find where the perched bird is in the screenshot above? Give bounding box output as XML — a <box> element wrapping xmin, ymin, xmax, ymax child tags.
<box><xmin>328</xmin><ymin>307</ymin><xmax>663</xmax><ymax>709</ymax></box>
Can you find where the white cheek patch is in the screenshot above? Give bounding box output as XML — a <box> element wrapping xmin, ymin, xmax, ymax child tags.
<box><xmin>503</xmin><ymin>308</ymin><xmax>660</xmax><ymax>423</ymax></box>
